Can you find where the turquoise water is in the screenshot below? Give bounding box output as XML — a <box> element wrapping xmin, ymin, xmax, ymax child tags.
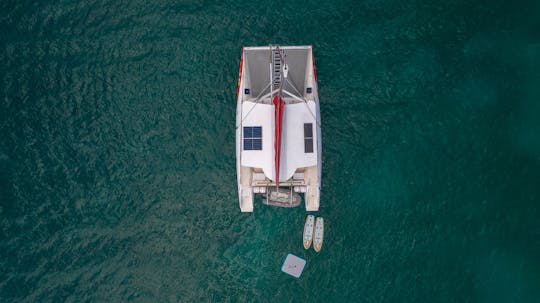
<box><xmin>2</xmin><ymin>0</ymin><xmax>540</xmax><ymax>302</ymax></box>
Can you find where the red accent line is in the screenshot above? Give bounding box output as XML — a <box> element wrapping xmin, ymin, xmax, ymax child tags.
<box><xmin>273</xmin><ymin>95</ymin><xmax>285</xmax><ymax>188</ymax></box>
<box><xmin>312</xmin><ymin>54</ymin><xmax>317</xmax><ymax>82</ymax></box>
<box><xmin>236</xmin><ymin>47</ymin><xmax>244</xmax><ymax>98</ymax></box>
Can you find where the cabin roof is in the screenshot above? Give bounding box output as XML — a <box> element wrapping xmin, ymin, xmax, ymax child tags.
<box><xmin>240</xmin><ymin>99</ymin><xmax>318</xmax><ymax>182</ymax></box>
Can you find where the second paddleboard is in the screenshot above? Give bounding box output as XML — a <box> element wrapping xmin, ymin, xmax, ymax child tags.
<box><xmin>313</xmin><ymin>217</ymin><xmax>324</xmax><ymax>252</ymax></box>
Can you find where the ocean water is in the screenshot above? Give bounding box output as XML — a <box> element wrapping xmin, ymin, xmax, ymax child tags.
<box><xmin>1</xmin><ymin>0</ymin><xmax>540</xmax><ymax>302</ymax></box>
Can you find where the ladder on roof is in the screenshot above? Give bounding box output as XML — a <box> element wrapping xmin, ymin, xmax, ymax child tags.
<box><xmin>272</xmin><ymin>47</ymin><xmax>282</xmax><ymax>89</ymax></box>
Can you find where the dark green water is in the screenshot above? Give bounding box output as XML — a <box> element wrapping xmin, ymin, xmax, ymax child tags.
<box><xmin>1</xmin><ymin>0</ymin><xmax>540</xmax><ymax>302</ymax></box>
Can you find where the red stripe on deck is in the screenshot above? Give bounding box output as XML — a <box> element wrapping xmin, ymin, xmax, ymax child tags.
<box><xmin>273</xmin><ymin>95</ymin><xmax>284</xmax><ymax>187</ymax></box>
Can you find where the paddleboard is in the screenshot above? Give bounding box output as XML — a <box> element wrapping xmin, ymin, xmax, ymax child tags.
<box><xmin>313</xmin><ymin>217</ymin><xmax>324</xmax><ymax>252</ymax></box>
<box><xmin>303</xmin><ymin>215</ymin><xmax>315</xmax><ymax>249</ymax></box>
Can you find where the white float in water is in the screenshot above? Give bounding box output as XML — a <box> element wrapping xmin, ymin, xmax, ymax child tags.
<box><xmin>281</xmin><ymin>254</ymin><xmax>306</xmax><ymax>278</ymax></box>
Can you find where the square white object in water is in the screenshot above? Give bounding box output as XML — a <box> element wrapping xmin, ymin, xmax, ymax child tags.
<box><xmin>281</xmin><ymin>254</ymin><xmax>306</xmax><ymax>278</ymax></box>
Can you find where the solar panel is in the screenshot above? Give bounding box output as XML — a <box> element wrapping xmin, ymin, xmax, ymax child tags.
<box><xmin>244</xmin><ymin>138</ymin><xmax>253</xmax><ymax>150</ymax></box>
<box><xmin>252</xmin><ymin>126</ymin><xmax>262</xmax><ymax>138</ymax></box>
<box><xmin>244</xmin><ymin>127</ymin><xmax>253</xmax><ymax>138</ymax></box>
<box><xmin>252</xmin><ymin>138</ymin><xmax>262</xmax><ymax>150</ymax></box>
<box><xmin>304</xmin><ymin>123</ymin><xmax>313</xmax><ymax>138</ymax></box>
<box><xmin>243</xmin><ymin>126</ymin><xmax>262</xmax><ymax>150</ymax></box>
<box><xmin>304</xmin><ymin>123</ymin><xmax>313</xmax><ymax>153</ymax></box>
<box><xmin>304</xmin><ymin>138</ymin><xmax>313</xmax><ymax>153</ymax></box>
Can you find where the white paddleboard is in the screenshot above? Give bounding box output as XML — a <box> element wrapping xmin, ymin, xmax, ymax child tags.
<box><xmin>313</xmin><ymin>217</ymin><xmax>324</xmax><ymax>252</ymax></box>
<box><xmin>303</xmin><ymin>215</ymin><xmax>315</xmax><ymax>249</ymax></box>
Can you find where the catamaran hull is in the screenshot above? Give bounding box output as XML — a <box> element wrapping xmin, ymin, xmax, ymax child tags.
<box><xmin>236</xmin><ymin>45</ymin><xmax>322</xmax><ymax>212</ymax></box>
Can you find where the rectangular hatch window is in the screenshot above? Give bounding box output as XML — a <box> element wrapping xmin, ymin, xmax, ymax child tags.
<box><xmin>244</xmin><ymin>126</ymin><xmax>262</xmax><ymax>150</ymax></box>
<box><xmin>304</xmin><ymin>123</ymin><xmax>313</xmax><ymax>153</ymax></box>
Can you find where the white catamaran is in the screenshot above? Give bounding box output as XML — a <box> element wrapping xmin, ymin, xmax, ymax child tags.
<box><xmin>235</xmin><ymin>45</ymin><xmax>322</xmax><ymax>212</ymax></box>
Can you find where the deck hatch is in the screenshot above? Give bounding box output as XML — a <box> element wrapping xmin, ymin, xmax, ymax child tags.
<box><xmin>243</xmin><ymin>126</ymin><xmax>262</xmax><ymax>150</ymax></box>
<box><xmin>304</xmin><ymin>123</ymin><xmax>313</xmax><ymax>153</ymax></box>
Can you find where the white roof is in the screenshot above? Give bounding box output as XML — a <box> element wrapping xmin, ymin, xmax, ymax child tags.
<box><xmin>240</xmin><ymin>100</ymin><xmax>318</xmax><ymax>182</ymax></box>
